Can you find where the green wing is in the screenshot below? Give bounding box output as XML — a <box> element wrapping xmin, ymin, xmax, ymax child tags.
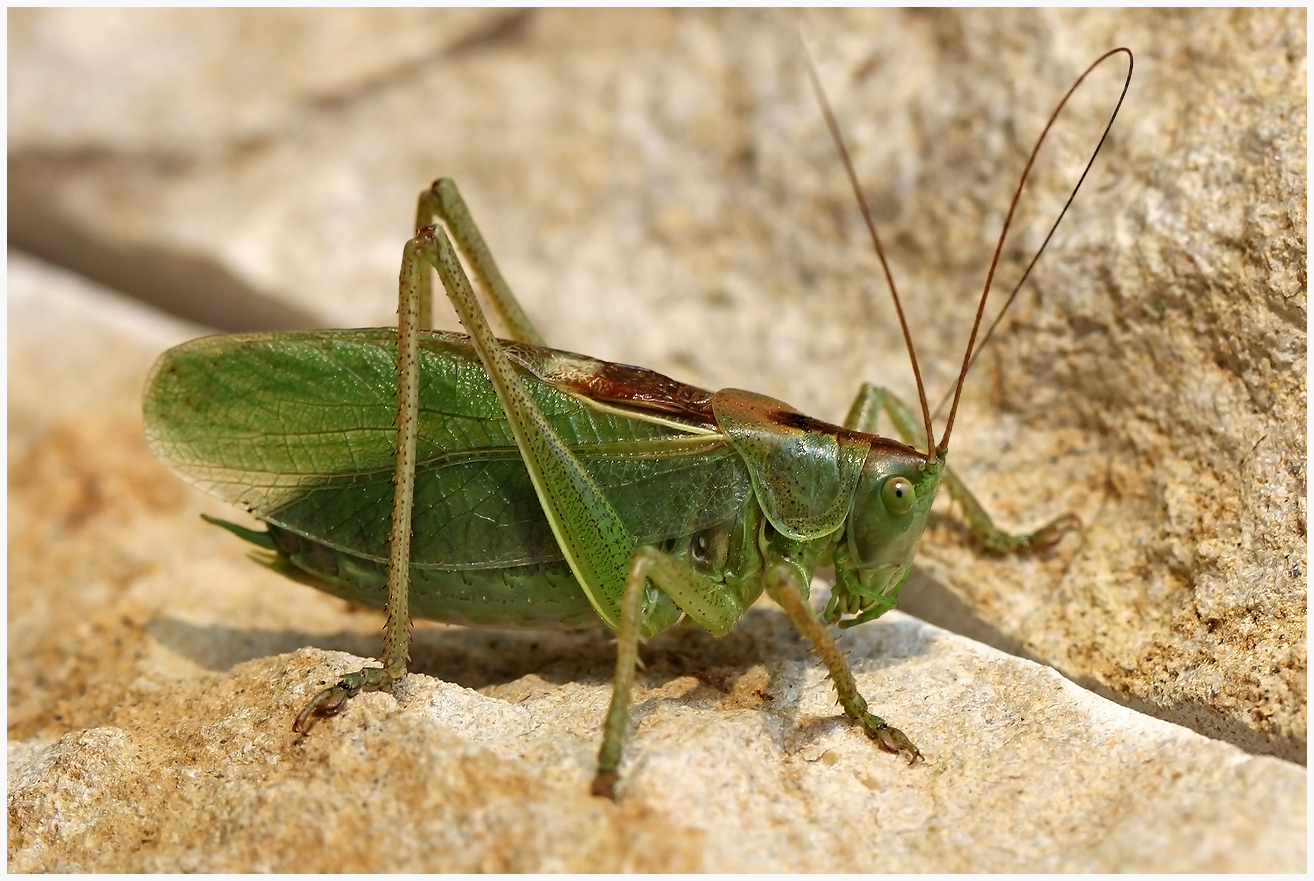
<box><xmin>143</xmin><ymin>329</ymin><xmax>750</xmax><ymax>568</ymax></box>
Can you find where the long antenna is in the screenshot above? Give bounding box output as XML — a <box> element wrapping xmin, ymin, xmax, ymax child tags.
<box><xmin>802</xmin><ymin>41</ymin><xmax>937</xmax><ymax>460</ymax></box>
<box><xmin>938</xmin><ymin>47</ymin><xmax>1134</xmax><ymax>450</ymax></box>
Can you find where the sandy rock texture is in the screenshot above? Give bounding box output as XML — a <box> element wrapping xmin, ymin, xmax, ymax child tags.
<box><xmin>8</xmin><ymin>8</ymin><xmax>1306</xmax><ymax>872</ymax></box>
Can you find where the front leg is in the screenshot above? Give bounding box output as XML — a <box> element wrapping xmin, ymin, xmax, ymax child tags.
<box><xmin>765</xmin><ymin>560</ymin><xmax>921</xmax><ymax>763</ymax></box>
<box><xmin>844</xmin><ymin>382</ymin><xmax>1078</xmax><ymax>553</ymax></box>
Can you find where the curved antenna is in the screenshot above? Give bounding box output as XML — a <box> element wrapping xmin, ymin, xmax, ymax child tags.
<box><xmin>802</xmin><ymin>40</ymin><xmax>937</xmax><ymax>460</ymax></box>
<box><xmin>938</xmin><ymin>47</ymin><xmax>1134</xmax><ymax>450</ymax></box>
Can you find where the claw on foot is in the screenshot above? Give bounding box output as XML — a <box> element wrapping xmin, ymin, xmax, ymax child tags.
<box><xmin>981</xmin><ymin>511</ymin><xmax>1081</xmax><ymax>555</ymax></box>
<box><xmin>293</xmin><ymin>680</ymin><xmax>361</xmax><ymax>734</ymax></box>
<box><xmin>862</xmin><ymin>714</ymin><xmax>923</xmax><ymax>765</ymax></box>
<box><xmin>292</xmin><ymin>666</ymin><xmax>391</xmax><ymax>735</ymax></box>
<box><xmin>1030</xmin><ymin>512</ymin><xmax>1082</xmax><ymax>551</ymax></box>
<box><xmin>591</xmin><ymin>769</ymin><xmax>620</xmax><ymax>801</ymax></box>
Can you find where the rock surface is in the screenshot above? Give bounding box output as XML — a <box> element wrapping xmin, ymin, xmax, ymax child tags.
<box><xmin>6</xmin><ymin>257</ymin><xmax>1306</xmax><ymax>870</ymax></box>
<box><xmin>8</xmin><ymin>9</ymin><xmax>1306</xmax><ymax>872</ymax></box>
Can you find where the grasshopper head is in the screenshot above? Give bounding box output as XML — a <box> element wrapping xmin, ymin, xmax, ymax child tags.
<box><xmin>805</xmin><ymin>45</ymin><xmax>1130</xmax><ymax>626</ymax></box>
<box><xmin>826</xmin><ymin>441</ymin><xmax>944</xmax><ymax>627</ymax></box>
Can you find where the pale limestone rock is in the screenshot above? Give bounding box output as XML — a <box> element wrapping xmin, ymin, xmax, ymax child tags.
<box><xmin>6</xmin><ymin>635</ymin><xmax>1307</xmax><ymax>872</ymax></box>
<box><xmin>8</xmin><ymin>7</ymin><xmax>1306</xmax><ymax>872</ymax></box>
<box><xmin>7</xmin><ymin>239</ymin><xmax>1305</xmax><ymax>873</ymax></box>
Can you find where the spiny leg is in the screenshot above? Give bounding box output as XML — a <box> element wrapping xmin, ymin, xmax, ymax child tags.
<box><xmin>413</xmin><ymin>223</ymin><xmax>637</xmax><ymax>632</ymax></box>
<box><xmin>294</xmin><ymin>220</ymin><xmax>425</xmax><ymax>733</ymax></box>
<box><xmin>591</xmin><ymin>549</ymin><xmax>648</xmax><ymax>801</ymax></box>
<box><xmin>844</xmin><ymin>382</ymin><xmax>1078</xmax><ymax>553</ymax></box>
<box><xmin>593</xmin><ymin>546</ymin><xmax>754</xmax><ymax>799</ymax></box>
<box><xmin>296</xmin><ymin>186</ymin><xmax>623</xmax><ymax>734</ymax></box>
<box><xmin>764</xmin><ymin>561</ymin><xmax>921</xmax><ymax>763</ymax></box>
<box><xmin>413</xmin><ymin>222</ymin><xmax>737</xmax><ymax>797</ymax></box>
<box><xmin>415</xmin><ymin>178</ymin><xmax>546</xmax><ymax>346</ymax></box>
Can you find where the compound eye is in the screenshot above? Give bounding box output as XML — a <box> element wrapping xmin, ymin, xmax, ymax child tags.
<box><xmin>882</xmin><ymin>476</ymin><xmax>916</xmax><ymax>516</ymax></box>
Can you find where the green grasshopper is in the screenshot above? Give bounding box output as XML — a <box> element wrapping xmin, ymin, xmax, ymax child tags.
<box><xmin>142</xmin><ymin>49</ymin><xmax>1131</xmax><ymax>798</ymax></box>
